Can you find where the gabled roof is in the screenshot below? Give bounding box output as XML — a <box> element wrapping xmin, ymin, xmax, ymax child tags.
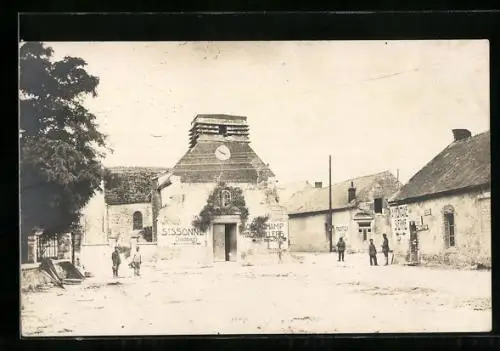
<box><xmin>391</xmin><ymin>131</ymin><xmax>490</xmax><ymax>203</ymax></box>
<box><xmin>104</xmin><ymin>166</ymin><xmax>170</xmax><ymax>205</ymax></box>
<box><xmin>277</xmin><ymin>181</ymin><xmax>314</xmax><ymax>205</ymax></box>
<box><xmin>284</xmin><ymin>171</ymin><xmax>400</xmax><ymax>215</ymax></box>
<box><xmin>171</xmin><ymin>141</ymin><xmax>274</xmax><ymax>183</ymax></box>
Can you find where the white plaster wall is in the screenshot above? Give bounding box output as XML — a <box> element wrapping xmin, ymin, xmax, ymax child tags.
<box><xmin>390</xmin><ymin>189</ymin><xmax>491</xmax><ymax>263</ymax></box>
<box><xmin>156</xmin><ymin>181</ymin><xmax>289</xmax><ymax>262</ymax></box>
<box><xmin>80</xmin><ymin>188</ymin><xmax>106</xmax><ymax>245</ymax></box>
<box><xmin>288</xmin><ymin>213</ymin><xmax>328</xmax><ymax>252</ymax></box>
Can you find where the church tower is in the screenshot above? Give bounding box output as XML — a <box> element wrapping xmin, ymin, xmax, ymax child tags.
<box><xmin>172</xmin><ymin>114</ymin><xmax>274</xmax><ymax>184</ymax></box>
<box><xmin>189</xmin><ymin>114</ymin><xmax>250</xmax><ymax>148</ymax></box>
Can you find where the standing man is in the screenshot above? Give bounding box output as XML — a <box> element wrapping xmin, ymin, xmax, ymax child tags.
<box><xmin>382</xmin><ymin>233</ymin><xmax>390</xmax><ymax>266</ymax></box>
<box><xmin>132</xmin><ymin>246</ymin><xmax>142</xmax><ymax>276</ymax></box>
<box><xmin>336</xmin><ymin>237</ymin><xmax>346</xmax><ymax>262</ymax></box>
<box><xmin>369</xmin><ymin>239</ymin><xmax>378</xmax><ymax>266</ymax></box>
<box><xmin>112</xmin><ymin>246</ymin><xmax>121</xmax><ymax>277</ymax></box>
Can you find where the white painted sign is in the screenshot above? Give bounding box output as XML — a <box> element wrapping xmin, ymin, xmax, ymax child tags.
<box><xmin>391</xmin><ymin>205</ymin><xmax>409</xmax><ymax>237</ymax></box>
<box><xmin>334</xmin><ymin>225</ymin><xmax>349</xmax><ymax>237</ymax></box>
<box><xmin>160</xmin><ymin>222</ymin><xmax>205</xmax><ymax>245</ymax></box>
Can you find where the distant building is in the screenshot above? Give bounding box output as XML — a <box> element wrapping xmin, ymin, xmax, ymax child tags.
<box><xmin>389</xmin><ymin>129</ymin><xmax>491</xmax><ymax>267</ymax></box>
<box><xmin>284</xmin><ymin>171</ymin><xmax>400</xmax><ymax>252</ymax></box>
<box><xmin>152</xmin><ymin>114</ymin><xmax>289</xmax><ymax>265</ymax></box>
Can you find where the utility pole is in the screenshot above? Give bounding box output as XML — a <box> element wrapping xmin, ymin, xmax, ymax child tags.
<box><xmin>397</xmin><ymin>168</ymin><xmax>400</xmax><ymax>189</ymax></box>
<box><xmin>329</xmin><ymin>155</ymin><xmax>333</xmax><ymax>253</ymax></box>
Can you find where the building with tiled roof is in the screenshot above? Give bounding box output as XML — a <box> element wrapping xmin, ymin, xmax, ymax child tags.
<box><xmin>388</xmin><ymin>129</ymin><xmax>490</xmax><ymax>267</ymax></box>
<box><xmin>390</xmin><ymin>130</ymin><xmax>490</xmax><ymax>204</ymax></box>
<box><xmin>152</xmin><ymin>114</ymin><xmax>289</xmax><ymax>266</ymax></box>
<box><xmin>104</xmin><ymin>166</ymin><xmax>170</xmax><ymax>205</ymax></box>
<box><xmin>284</xmin><ymin>171</ymin><xmax>400</xmax><ymax>215</ymax></box>
<box><xmin>284</xmin><ymin>171</ymin><xmax>400</xmax><ymax>253</ymax></box>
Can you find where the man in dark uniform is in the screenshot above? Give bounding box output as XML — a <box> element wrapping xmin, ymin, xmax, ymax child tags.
<box><xmin>112</xmin><ymin>246</ymin><xmax>121</xmax><ymax>277</ymax></box>
<box><xmin>382</xmin><ymin>233</ymin><xmax>390</xmax><ymax>266</ymax></box>
<box><xmin>336</xmin><ymin>237</ymin><xmax>346</xmax><ymax>262</ymax></box>
<box><xmin>369</xmin><ymin>239</ymin><xmax>378</xmax><ymax>266</ymax></box>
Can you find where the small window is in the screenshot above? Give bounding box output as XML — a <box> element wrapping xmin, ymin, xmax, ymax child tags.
<box><xmin>221</xmin><ymin>190</ymin><xmax>231</xmax><ymax>208</ymax></box>
<box><xmin>133</xmin><ymin>211</ymin><xmax>143</xmax><ymax>230</ymax></box>
<box><xmin>374</xmin><ymin>198</ymin><xmax>383</xmax><ymax>214</ymax></box>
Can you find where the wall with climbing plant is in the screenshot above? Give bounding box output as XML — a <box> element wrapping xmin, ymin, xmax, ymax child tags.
<box><xmin>154</xmin><ymin>179</ymin><xmax>289</xmax><ymax>264</ymax></box>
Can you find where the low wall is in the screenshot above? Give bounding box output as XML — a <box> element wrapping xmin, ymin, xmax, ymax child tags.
<box><xmin>136</xmin><ymin>243</ymin><xmax>159</xmax><ymax>262</ymax></box>
<box><xmin>21</xmin><ymin>267</ymin><xmax>53</xmax><ymax>292</ymax></box>
<box><xmin>80</xmin><ymin>244</ymin><xmax>113</xmax><ymax>276</ymax></box>
<box><xmin>420</xmin><ymin>250</ymin><xmax>491</xmax><ymax>269</ymax></box>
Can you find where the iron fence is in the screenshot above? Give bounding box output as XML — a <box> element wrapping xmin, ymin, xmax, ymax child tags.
<box><xmin>37</xmin><ymin>234</ymin><xmax>59</xmax><ymax>261</ymax></box>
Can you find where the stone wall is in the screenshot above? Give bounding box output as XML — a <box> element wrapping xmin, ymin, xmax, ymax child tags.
<box><xmin>107</xmin><ymin>202</ymin><xmax>153</xmax><ymax>241</ymax></box>
<box><xmin>389</xmin><ymin>189</ymin><xmax>491</xmax><ymax>267</ymax></box>
<box><xmin>21</xmin><ymin>267</ymin><xmax>53</xmax><ymax>292</ymax></box>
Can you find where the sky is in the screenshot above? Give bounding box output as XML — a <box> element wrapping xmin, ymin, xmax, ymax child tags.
<box><xmin>45</xmin><ymin>40</ymin><xmax>489</xmax><ymax>186</ymax></box>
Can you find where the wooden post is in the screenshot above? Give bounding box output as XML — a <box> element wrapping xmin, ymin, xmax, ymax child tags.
<box><xmin>71</xmin><ymin>231</ymin><xmax>75</xmax><ymax>266</ymax></box>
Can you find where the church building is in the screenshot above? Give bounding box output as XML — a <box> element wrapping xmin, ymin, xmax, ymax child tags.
<box><xmin>151</xmin><ymin>114</ymin><xmax>289</xmax><ymax>265</ymax></box>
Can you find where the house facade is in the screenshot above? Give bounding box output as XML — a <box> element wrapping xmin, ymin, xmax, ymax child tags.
<box><xmin>389</xmin><ymin>129</ymin><xmax>491</xmax><ymax>267</ymax></box>
<box><xmin>151</xmin><ymin>114</ymin><xmax>289</xmax><ymax>265</ymax></box>
<box><xmin>284</xmin><ymin>171</ymin><xmax>400</xmax><ymax>253</ymax></box>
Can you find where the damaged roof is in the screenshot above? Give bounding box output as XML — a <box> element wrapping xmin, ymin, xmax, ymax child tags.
<box><xmin>172</xmin><ymin>141</ymin><xmax>275</xmax><ymax>183</ymax></box>
<box><xmin>284</xmin><ymin>171</ymin><xmax>400</xmax><ymax>215</ymax></box>
<box><xmin>104</xmin><ymin>166</ymin><xmax>170</xmax><ymax>205</ymax></box>
<box><xmin>391</xmin><ymin>131</ymin><xmax>490</xmax><ymax>203</ymax></box>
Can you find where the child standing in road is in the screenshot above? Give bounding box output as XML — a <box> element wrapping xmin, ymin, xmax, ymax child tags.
<box><xmin>132</xmin><ymin>246</ymin><xmax>142</xmax><ymax>276</ymax></box>
<box><xmin>369</xmin><ymin>239</ymin><xmax>378</xmax><ymax>266</ymax></box>
<box><xmin>112</xmin><ymin>246</ymin><xmax>121</xmax><ymax>277</ymax></box>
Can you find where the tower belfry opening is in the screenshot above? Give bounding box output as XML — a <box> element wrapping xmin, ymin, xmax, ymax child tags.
<box><xmin>188</xmin><ymin>114</ymin><xmax>250</xmax><ymax>149</ymax></box>
<box><xmin>219</xmin><ymin>125</ymin><xmax>227</xmax><ymax>136</ymax></box>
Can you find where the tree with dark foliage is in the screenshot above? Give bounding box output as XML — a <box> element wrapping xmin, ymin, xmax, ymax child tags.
<box><xmin>20</xmin><ymin>42</ymin><xmax>108</xmax><ymax>261</ymax></box>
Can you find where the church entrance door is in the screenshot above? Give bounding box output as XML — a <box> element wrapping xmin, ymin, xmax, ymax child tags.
<box><xmin>213</xmin><ymin>223</ymin><xmax>237</xmax><ymax>262</ymax></box>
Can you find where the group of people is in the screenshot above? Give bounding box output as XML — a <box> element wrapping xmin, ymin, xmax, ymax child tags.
<box><xmin>336</xmin><ymin>233</ymin><xmax>391</xmax><ymax>266</ymax></box>
<box><xmin>111</xmin><ymin>246</ymin><xmax>142</xmax><ymax>278</ymax></box>
<box><xmin>111</xmin><ymin>235</ymin><xmax>390</xmax><ymax>276</ymax></box>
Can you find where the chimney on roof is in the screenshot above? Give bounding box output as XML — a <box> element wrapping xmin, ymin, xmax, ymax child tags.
<box><xmin>452</xmin><ymin>129</ymin><xmax>472</xmax><ymax>142</ymax></box>
<box><xmin>314</xmin><ymin>181</ymin><xmax>323</xmax><ymax>188</ymax></box>
<box><xmin>348</xmin><ymin>181</ymin><xmax>356</xmax><ymax>203</ymax></box>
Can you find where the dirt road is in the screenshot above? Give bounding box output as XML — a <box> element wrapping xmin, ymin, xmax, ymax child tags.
<box><xmin>21</xmin><ymin>253</ymin><xmax>491</xmax><ymax>336</ymax></box>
